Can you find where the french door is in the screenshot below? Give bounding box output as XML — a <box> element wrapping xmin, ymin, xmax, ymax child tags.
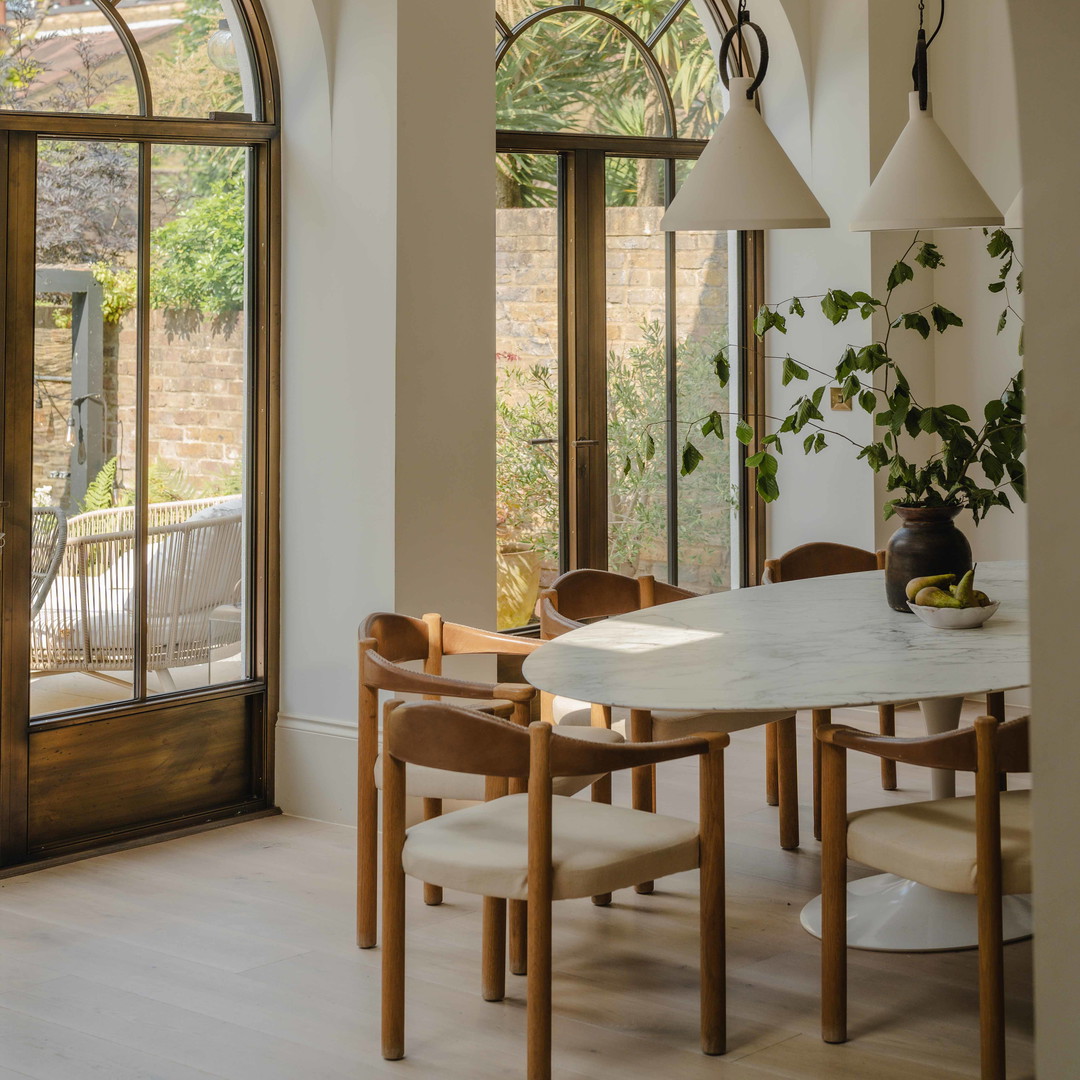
<box><xmin>495</xmin><ymin>131</ymin><xmax>765</xmax><ymax>629</ymax></box>
<box><xmin>0</xmin><ymin>125</ymin><xmax>278</xmax><ymax>869</ymax></box>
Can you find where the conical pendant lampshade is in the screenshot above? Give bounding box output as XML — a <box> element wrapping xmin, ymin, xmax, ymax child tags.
<box><xmin>661</xmin><ymin>76</ymin><xmax>829</xmax><ymax>232</ymax></box>
<box><xmin>850</xmin><ymin>92</ymin><xmax>1003</xmax><ymax>231</ymax></box>
<box><xmin>1005</xmin><ymin>188</ymin><xmax>1023</xmax><ymax>229</ymax></box>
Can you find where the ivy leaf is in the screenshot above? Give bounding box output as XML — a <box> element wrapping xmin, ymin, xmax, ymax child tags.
<box><xmin>915</xmin><ymin>242</ymin><xmax>944</xmax><ymax>269</ymax></box>
<box><xmin>644</xmin><ymin>432</ymin><xmax>656</xmax><ymax>461</ymax></box>
<box><xmin>745</xmin><ymin>451</ymin><xmax>765</xmax><ymax>469</ymax></box>
<box><xmin>980</xmin><ymin>450</ymin><xmax>1004</xmax><ymax>484</ymax></box>
<box><xmin>735</xmin><ymin>419</ymin><xmax>754</xmax><ymax>445</ymax></box>
<box><xmin>939</xmin><ymin>404</ymin><xmax>970</xmax><ymax>422</ymax></box>
<box><xmin>821</xmin><ymin>289</ymin><xmax>857</xmax><ymax>325</ymax></box>
<box><xmin>789</xmin><ymin>297</ymin><xmax>805</xmax><ymax>317</ymax></box>
<box><xmin>931</xmin><ymin>304</ymin><xmax>964</xmax><ymax>333</ymax></box>
<box><xmin>859</xmin><ymin>389</ymin><xmax>877</xmax><ymax>414</ymax></box>
<box><xmin>713</xmin><ymin>351</ymin><xmax>731</xmax><ymax>386</ymax></box>
<box><xmin>756</xmin><ymin>474</ymin><xmax>780</xmax><ymax>502</ymax></box>
<box><xmin>902</xmin><ymin>312</ymin><xmax>931</xmax><ymax>339</ymax></box>
<box><xmin>803</xmin><ymin>434</ymin><xmax>816</xmax><ymax>454</ymax></box>
<box><xmin>1016</xmin><ymin>270</ymin><xmax>1024</xmax><ymax>295</ymax></box>
<box><xmin>814</xmin><ymin>432</ymin><xmax>827</xmax><ymax>454</ymax></box>
<box><xmin>887</xmin><ymin>260</ymin><xmax>914</xmax><ymax>291</ymax></box>
<box><xmin>758</xmin><ymin>452</ymin><xmax>778</xmax><ymax>478</ymax></box>
<box><xmin>988</xmin><ymin>280</ymin><xmax>1006</xmax><ymax>293</ymax></box>
<box><xmin>986</xmin><ymin>229</ymin><xmax>1013</xmax><ymax>258</ymax></box>
<box><xmin>681</xmin><ymin>441</ymin><xmax>704</xmax><ymax>476</ymax></box>
<box><xmin>997</xmin><ymin>309</ymin><xmax>1008</xmax><ymax>334</ymax></box>
<box><xmin>781</xmin><ymin>356</ymin><xmax>809</xmax><ymax>386</ymax></box>
<box><xmin>708</xmin><ymin>411</ymin><xmax>724</xmax><ymax>440</ymax></box>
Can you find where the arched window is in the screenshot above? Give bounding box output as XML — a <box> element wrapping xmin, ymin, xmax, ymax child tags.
<box><xmin>495</xmin><ymin>1</ymin><xmax>761</xmax><ymax>629</ymax></box>
<box><xmin>0</xmin><ymin>0</ymin><xmax>279</xmax><ymax>865</ymax></box>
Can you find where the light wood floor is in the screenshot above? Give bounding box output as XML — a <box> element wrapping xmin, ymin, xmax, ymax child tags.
<box><xmin>0</xmin><ymin>703</ymin><xmax>1032</xmax><ymax>1079</ymax></box>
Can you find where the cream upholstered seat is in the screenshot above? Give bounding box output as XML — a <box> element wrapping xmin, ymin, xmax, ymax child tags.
<box><xmin>847</xmin><ymin>789</ymin><xmax>1031</xmax><ymax>896</ymax></box>
<box><xmin>374</xmin><ymin>724</ymin><xmax>623</xmax><ymax>802</ymax></box>
<box><xmin>402</xmin><ymin>791</ymin><xmax>699</xmax><ymax>901</ymax></box>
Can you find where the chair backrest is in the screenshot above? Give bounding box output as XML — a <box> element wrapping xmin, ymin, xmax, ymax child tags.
<box><xmin>385</xmin><ymin>701</ymin><xmax>712</xmax><ymax>780</ymax></box>
<box><xmin>763</xmin><ymin>541</ymin><xmax>885</xmax><ymax>584</ymax></box>
<box><xmin>30</xmin><ymin>505</ymin><xmax>67</xmax><ymax>618</ymax></box>
<box><xmin>821</xmin><ymin>715</ymin><xmax>1030</xmax><ymax>776</ymax></box>
<box><xmin>539</xmin><ymin>569</ymin><xmax>697</xmax><ymax>639</ymax></box>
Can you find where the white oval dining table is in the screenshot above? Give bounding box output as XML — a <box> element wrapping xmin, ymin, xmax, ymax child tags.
<box><xmin>523</xmin><ymin>561</ymin><xmax>1031</xmax><ymax>952</ymax></box>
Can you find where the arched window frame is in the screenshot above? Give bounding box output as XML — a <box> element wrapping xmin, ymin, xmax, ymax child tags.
<box><xmin>0</xmin><ymin>0</ymin><xmax>281</xmax><ymax>867</ymax></box>
<box><xmin>494</xmin><ymin>0</ymin><xmax>767</xmax><ymax>589</ymax></box>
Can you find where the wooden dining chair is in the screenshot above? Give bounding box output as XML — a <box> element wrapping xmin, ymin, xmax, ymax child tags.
<box><xmin>763</xmin><ymin>543</ymin><xmax>896</xmax><ymax>839</ymax></box>
<box><xmin>539</xmin><ymin>568</ymin><xmax>800</xmax><ymax>858</ymax></box>
<box><xmin>357</xmin><ymin>612</ymin><xmax>623</xmax><ymax>954</ymax></box>
<box><xmin>818</xmin><ymin>715</ymin><xmax>1030</xmax><ymax>1080</ymax></box>
<box><xmin>381</xmin><ymin>701</ymin><xmax>729</xmax><ymax>1078</ymax></box>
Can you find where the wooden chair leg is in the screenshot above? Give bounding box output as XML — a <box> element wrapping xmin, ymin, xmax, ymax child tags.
<box><xmin>630</xmin><ymin>709</ymin><xmax>656</xmax><ymax>895</ymax></box>
<box><xmin>812</xmin><ymin>709</ymin><xmax>831</xmax><ymax>842</ymax></box>
<box><xmin>509</xmin><ymin>900</ymin><xmax>528</xmax><ymax>975</ymax></box>
<box><xmin>422</xmin><ymin>798</ymin><xmax>444</xmax><ymax>906</ymax></box>
<box><xmin>381</xmin><ymin>758</ymin><xmax>407</xmax><ymax>1061</ymax></box>
<box><xmin>699</xmin><ymin>737</ymin><xmax>727</xmax><ymax>1055</ymax></box>
<box><xmin>878</xmin><ymin>704</ymin><xmax>897</xmax><ymax>790</ymax></box>
<box><xmin>482</xmin><ymin>897</ymin><xmax>507</xmax><ymax>1002</ymax></box>
<box><xmin>987</xmin><ymin>692</ymin><xmax>1008</xmax><ymax>792</ymax></box>
<box><xmin>764</xmin><ymin>721</ymin><xmax>779</xmax><ymax>806</ymax></box>
<box><xmin>821</xmin><ymin>739</ymin><xmax>847</xmax><ymax>1045</ymax></box>
<box><xmin>776</xmin><ymin>716</ymin><xmax>800</xmax><ymax>850</ymax></box>
<box><xmin>591</xmin><ymin>774</ymin><xmax>613</xmax><ymax>907</ymax></box>
<box><xmin>357</xmin><ymin>736</ymin><xmax>378</xmax><ymax>949</ymax></box>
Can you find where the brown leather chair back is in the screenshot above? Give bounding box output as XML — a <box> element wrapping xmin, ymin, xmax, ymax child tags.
<box><xmin>763</xmin><ymin>542</ymin><xmax>885</xmax><ymax>584</ymax></box>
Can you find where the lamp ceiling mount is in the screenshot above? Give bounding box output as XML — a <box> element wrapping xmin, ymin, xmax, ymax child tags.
<box><xmin>718</xmin><ymin>2</ymin><xmax>768</xmax><ymax>100</ymax></box>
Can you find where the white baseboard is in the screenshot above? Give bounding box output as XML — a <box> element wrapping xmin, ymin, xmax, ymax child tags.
<box><xmin>275</xmin><ymin>713</ymin><xmax>358</xmax><ymax>826</ymax></box>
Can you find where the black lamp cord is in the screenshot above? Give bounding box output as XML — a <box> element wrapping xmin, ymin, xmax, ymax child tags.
<box><xmin>913</xmin><ymin>0</ymin><xmax>945</xmax><ymax>110</ymax></box>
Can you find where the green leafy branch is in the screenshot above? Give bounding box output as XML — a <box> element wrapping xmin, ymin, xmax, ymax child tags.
<box><xmin>628</xmin><ymin>234</ymin><xmax>1026</xmax><ymax>522</ymax></box>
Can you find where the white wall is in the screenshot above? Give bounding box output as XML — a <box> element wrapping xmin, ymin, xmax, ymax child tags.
<box><xmin>267</xmin><ymin>0</ymin><xmax>495</xmax><ymax>824</ymax></box>
<box><xmin>1007</xmin><ymin>3</ymin><xmax>1080</xmax><ymax>1070</ymax></box>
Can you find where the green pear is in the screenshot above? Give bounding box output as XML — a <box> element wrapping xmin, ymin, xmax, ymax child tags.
<box><xmin>914</xmin><ymin>585</ymin><xmax>964</xmax><ymax>609</ymax></box>
<box><xmin>954</xmin><ymin>569</ymin><xmax>976</xmax><ymax>607</ymax></box>
<box><xmin>973</xmin><ymin>590</ymin><xmax>993</xmax><ymax>607</ymax></box>
<box><xmin>906</xmin><ymin>573</ymin><xmax>957</xmax><ymax>602</ymax></box>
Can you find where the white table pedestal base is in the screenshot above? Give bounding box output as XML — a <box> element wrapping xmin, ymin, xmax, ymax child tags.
<box><xmin>800</xmin><ymin>874</ymin><xmax>1033</xmax><ymax>952</ymax></box>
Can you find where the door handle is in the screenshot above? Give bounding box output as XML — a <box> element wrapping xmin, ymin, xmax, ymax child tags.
<box><xmin>572</xmin><ymin>439</ymin><xmax>600</xmax><ymax>447</ymax></box>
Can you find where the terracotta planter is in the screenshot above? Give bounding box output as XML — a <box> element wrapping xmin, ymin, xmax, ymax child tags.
<box><xmin>884</xmin><ymin>505</ymin><xmax>972</xmax><ymax>612</ymax></box>
<box><xmin>496</xmin><ymin>542</ymin><xmax>541</xmax><ymax>630</ymax></box>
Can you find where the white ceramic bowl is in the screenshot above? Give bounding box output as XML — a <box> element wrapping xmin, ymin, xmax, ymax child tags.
<box><xmin>907</xmin><ymin>600</ymin><xmax>1000</xmax><ymax>629</ymax></box>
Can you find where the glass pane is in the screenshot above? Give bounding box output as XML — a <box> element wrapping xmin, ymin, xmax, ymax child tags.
<box><xmin>1</xmin><ymin>1</ymin><xmax>139</xmax><ymax>114</ymax></box>
<box><xmin>592</xmin><ymin>0</ymin><xmax>679</xmax><ymax>39</ymax></box>
<box><xmin>606</xmin><ymin>157</ymin><xmax>669</xmax><ymax>578</ymax></box>
<box><xmin>655</xmin><ymin>3</ymin><xmax>723</xmax><ymax>139</ymax></box>
<box><xmin>674</xmin><ymin>158</ymin><xmax>738</xmax><ymax>592</ymax></box>
<box><xmin>497</xmin><ymin>10</ymin><xmax>668</xmax><ymax>136</ymax></box>
<box><xmin>496</xmin><ymin>152</ymin><xmax>560</xmax><ymax>629</ymax></box>
<box><xmin>142</xmin><ymin>143</ymin><xmax>249</xmax><ymax>694</ymax></box>
<box><xmin>31</xmin><ymin>138</ymin><xmax>139</xmax><ymax>718</ymax></box>
<box><xmin>116</xmin><ymin>0</ymin><xmax>256</xmax><ymax>119</ymax></box>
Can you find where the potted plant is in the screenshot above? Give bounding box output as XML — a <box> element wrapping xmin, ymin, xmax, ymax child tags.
<box><xmin>633</xmin><ymin>230</ymin><xmax>1026</xmax><ymax>611</ymax></box>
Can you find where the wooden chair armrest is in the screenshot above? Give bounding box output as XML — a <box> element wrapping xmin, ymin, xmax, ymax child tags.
<box><xmin>363</xmin><ymin>651</ymin><xmax>534</xmax><ymax>702</ymax></box>
<box><xmin>442</xmin><ymin>621</ymin><xmax>540</xmax><ymax>656</ymax></box>
<box><xmin>816</xmin><ymin>722</ymin><xmax>977</xmax><ymax>772</ymax></box>
<box><xmin>547</xmin><ymin>726</ymin><xmax>725</xmax><ymax>777</ymax></box>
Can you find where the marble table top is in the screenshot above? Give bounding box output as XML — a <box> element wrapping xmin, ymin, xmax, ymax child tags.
<box><xmin>523</xmin><ymin>561</ymin><xmax>1029</xmax><ymax>714</ymax></box>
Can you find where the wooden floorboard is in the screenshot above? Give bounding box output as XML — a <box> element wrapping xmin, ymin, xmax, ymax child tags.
<box><xmin>0</xmin><ymin>704</ymin><xmax>1033</xmax><ymax>1079</ymax></box>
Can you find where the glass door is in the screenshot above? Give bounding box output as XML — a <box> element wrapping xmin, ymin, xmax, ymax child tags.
<box><xmin>1</xmin><ymin>129</ymin><xmax>269</xmax><ymax>866</ymax></box>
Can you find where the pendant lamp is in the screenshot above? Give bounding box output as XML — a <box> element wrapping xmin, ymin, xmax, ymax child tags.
<box><xmin>1004</xmin><ymin>189</ymin><xmax>1023</xmax><ymax>229</ymax></box>
<box><xmin>850</xmin><ymin>1</ymin><xmax>1002</xmax><ymax>232</ymax></box>
<box><xmin>660</xmin><ymin>2</ymin><xmax>828</xmax><ymax>232</ymax></box>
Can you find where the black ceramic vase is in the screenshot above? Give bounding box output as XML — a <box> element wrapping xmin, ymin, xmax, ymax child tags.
<box><xmin>884</xmin><ymin>505</ymin><xmax>973</xmax><ymax>612</ymax></box>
